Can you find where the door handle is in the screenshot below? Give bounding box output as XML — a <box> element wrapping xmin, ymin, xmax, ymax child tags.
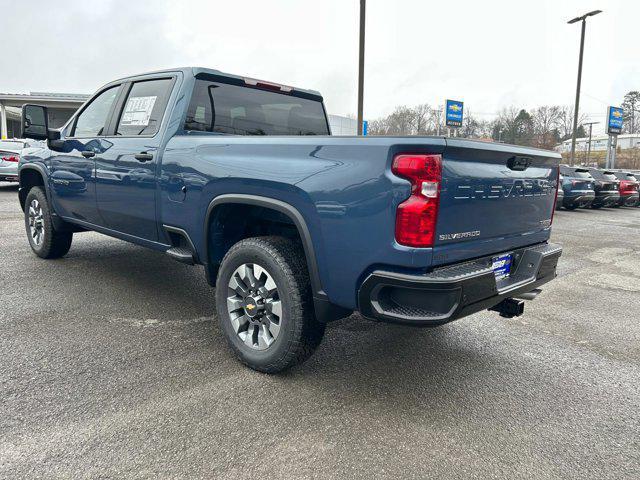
<box><xmin>81</xmin><ymin>150</ymin><xmax>95</xmax><ymax>158</ymax></box>
<box><xmin>135</xmin><ymin>152</ymin><xmax>153</xmax><ymax>162</ymax></box>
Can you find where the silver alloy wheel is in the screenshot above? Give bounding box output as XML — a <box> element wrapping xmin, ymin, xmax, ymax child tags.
<box><xmin>227</xmin><ymin>263</ymin><xmax>282</xmax><ymax>351</ymax></box>
<box><xmin>28</xmin><ymin>199</ymin><xmax>45</xmax><ymax>246</ymax></box>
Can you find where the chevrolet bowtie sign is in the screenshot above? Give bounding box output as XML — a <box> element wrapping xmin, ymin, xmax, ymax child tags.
<box><xmin>607</xmin><ymin>106</ymin><xmax>624</xmax><ymax>135</ymax></box>
<box><xmin>445</xmin><ymin>99</ymin><xmax>464</xmax><ymax>128</ymax></box>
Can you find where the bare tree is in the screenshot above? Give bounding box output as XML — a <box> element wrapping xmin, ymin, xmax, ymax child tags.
<box><xmin>460</xmin><ymin>110</ymin><xmax>482</xmax><ymax>138</ymax></box>
<box><xmin>412</xmin><ymin>104</ymin><xmax>433</xmax><ymax>134</ymax></box>
<box><xmin>532</xmin><ymin>106</ymin><xmax>562</xmax><ymax>149</ymax></box>
<box><xmin>622</xmin><ymin>91</ymin><xmax>640</xmax><ymax>134</ymax></box>
<box><xmin>384</xmin><ymin>106</ymin><xmax>416</xmax><ymax>135</ymax></box>
<box><xmin>558</xmin><ymin>106</ymin><xmax>587</xmax><ymax>141</ymax></box>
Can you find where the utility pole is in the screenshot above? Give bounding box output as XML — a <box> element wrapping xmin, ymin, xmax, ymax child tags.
<box><xmin>567</xmin><ymin>9</ymin><xmax>602</xmax><ymax>166</ymax></box>
<box><xmin>583</xmin><ymin>121</ymin><xmax>599</xmax><ymax>164</ymax></box>
<box><xmin>357</xmin><ymin>0</ymin><xmax>366</xmax><ymax>135</ymax></box>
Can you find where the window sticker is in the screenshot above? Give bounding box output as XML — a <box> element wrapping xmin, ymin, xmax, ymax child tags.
<box><xmin>121</xmin><ymin>96</ymin><xmax>157</xmax><ymax>126</ymax></box>
<box><xmin>195</xmin><ymin>106</ymin><xmax>206</xmax><ymax>123</ymax></box>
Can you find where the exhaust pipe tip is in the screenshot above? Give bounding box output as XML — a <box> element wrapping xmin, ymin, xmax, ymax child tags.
<box><xmin>514</xmin><ymin>288</ymin><xmax>542</xmax><ymax>301</ymax></box>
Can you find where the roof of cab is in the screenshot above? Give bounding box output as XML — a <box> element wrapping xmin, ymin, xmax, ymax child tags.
<box><xmin>109</xmin><ymin>66</ymin><xmax>323</xmax><ymax>98</ymax></box>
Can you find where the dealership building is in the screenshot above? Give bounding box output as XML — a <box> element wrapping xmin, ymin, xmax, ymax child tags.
<box><xmin>0</xmin><ymin>92</ymin><xmax>89</xmax><ymax>139</ymax></box>
<box><xmin>557</xmin><ymin>134</ymin><xmax>640</xmax><ymax>153</ymax></box>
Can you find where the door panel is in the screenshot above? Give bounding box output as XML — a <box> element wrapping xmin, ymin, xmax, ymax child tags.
<box><xmin>95</xmin><ymin>139</ymin><xmax>159</xmax><ymax>240</ymax></box>
<box><xmin>49</xmin><ymin>86</ymin><xmax>120</xmax><ymax>224</ymax></box>
<box><xmin>95</xmin><ymin>77</ymin><xmax>174</xmax><ymax>241</ymax></box>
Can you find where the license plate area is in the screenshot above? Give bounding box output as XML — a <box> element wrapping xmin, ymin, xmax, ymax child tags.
<box><xmin>492</xmin><ymin>253</ymin><xmax>513</xmax><ymax>280</ymax></box>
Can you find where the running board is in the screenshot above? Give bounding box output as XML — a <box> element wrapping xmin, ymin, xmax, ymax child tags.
<box><xmin>166</xmin><ymin>246</ymin><xmax>195</xmax><ymax>265</ymax></box>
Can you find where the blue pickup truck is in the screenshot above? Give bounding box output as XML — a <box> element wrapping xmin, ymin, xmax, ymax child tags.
<box><xmin>18</xmin><ymin>67</ymin><xmax>562</xmax><ymax>372</ymax></box>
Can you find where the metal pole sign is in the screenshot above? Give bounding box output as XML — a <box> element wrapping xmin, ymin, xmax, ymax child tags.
<box><xmin>606</xmin><ymin>106</ymin><xmax>623</xmax><ymax>135</ymax></box>
<box><xmin>445</xmin><ymin>100</ymin><xmax>464</xmax><ymax>128</ymax></box>
<box><xmin>605</xmin><ymin>106</ymin><xmax>623</xmax><ymax>168</ymax></box>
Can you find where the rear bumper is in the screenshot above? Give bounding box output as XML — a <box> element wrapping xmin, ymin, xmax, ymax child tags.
<box><xmin>593</xmin><ymin>191</ymin><xmax>620</xmax><ymax>207</ymax></box>
<box><xmin>563</xmin><ymin>191</ymin><xmax>595</xmax><ymax>208</ymax></box>
<box><xmin>358</xmin><ymin>242</ymin><xmax>562</xmax><ymax>326</ymax></box>
<box><xmin>0</xmin><ymin>166</ymin><xmax>18</xmax><ymax>182</ymax></box>
<box><xmin>618</xmin><ymin>192</ymin><xmax>639</xmax><ymax>207</ymax></box>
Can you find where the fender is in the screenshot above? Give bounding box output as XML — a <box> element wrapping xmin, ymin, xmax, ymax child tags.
<box><xmin>18</xmin><ymin>163</ymin><xmax>51</xmax><ymax>209</ymax></box>
<box><xmin>18</xmin><ymin>163</ymin><xmax>78</xmax><ymax>232</ymax></box>
<box><xmin>203</xmin><ymin>194</ymin><xmax>352</xmax><ymax>323</ymax></box>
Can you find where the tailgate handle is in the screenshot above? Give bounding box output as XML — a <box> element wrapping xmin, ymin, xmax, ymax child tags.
<box><xmin>507</xmin><ymin>156</ymin><xmax>532</xmax><ymax>171</ymax></box>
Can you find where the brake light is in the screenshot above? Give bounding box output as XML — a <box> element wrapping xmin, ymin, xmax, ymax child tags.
<box><xmin>392</xmin><ymin>154</ymin><xmax>442</xmax><ymax>247</ymax></box>
<box><xmin>619</xmin><ymin>180</ymin><xmax>636</xmax><ymax>193</ymax></box>
<box><xmin>243</xmin><ymin>78</ymin><xmax>293</xmax><ymax>93</ymax></box>
<box><xmin>1</xmin><ymin>156</ymin><xmax>19</xmax><ymax>163</ymax></box>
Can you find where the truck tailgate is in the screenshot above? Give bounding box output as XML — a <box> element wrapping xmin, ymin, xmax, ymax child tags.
<box><xmin>434</xmin><ymin>139</ymin><xmax>559</xmax><ymax>263</ymax></box>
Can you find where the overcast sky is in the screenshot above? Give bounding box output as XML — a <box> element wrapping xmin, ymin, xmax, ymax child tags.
<box><xmin>4</xmin><ymin>0</ymin><xmax>638</xmax><ymax>134</ymax></box>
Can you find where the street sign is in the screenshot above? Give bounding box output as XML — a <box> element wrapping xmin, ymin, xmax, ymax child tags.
<box><xmin>363</xmin><ymin>120</ymin><xmax>368</xmax><ymax>136</ymax></box>
<box><xmin>606</xmin><ymin>106</ymin><xmax>624</xmax><ymax>135</ymax></box>
<box><xmin>445</xmin><ymin>99</ymin><xmax>464</xmax><ymax>128</ymax></box>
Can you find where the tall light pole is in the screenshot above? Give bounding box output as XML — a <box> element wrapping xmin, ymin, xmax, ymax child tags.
<box><xmin>567</xmin><ymin>9</ymin><xmax>602</xmax><ymax>166</ymax></box>
<box><xmin>357</xmin><ymin>0</ymin><xmax>366</xmax><ymax>135</ymax></box>
<box><xmin>583</xmin><ymin>121</ymin><xmax>599</xmax><ymax>164</ymax></box>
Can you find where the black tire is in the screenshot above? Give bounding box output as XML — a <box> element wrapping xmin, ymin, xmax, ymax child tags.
<box><xmin>24</xmin><ymin>187</ymin><xmax>73</xmax><ymax>259</ymax></box>
<box><xmin>564</xmin><ymin>205</ymin><xmax>577</xmax><ymax>210</ymax></box>
<box><xmin>591</xmin><ymin>204</ymin><xmax>602</xmax><ymax>209</ymax></box>
<box><xmin>215</xmin><ymin>236</ymin><xmax>325</xmax><ymax>373</ymax></box>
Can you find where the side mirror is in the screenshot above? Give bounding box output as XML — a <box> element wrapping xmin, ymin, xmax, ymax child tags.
<box><xmin>21</xmin><ymin>104</ymin><xmax>49</xmax><ymax>140</ymax></box>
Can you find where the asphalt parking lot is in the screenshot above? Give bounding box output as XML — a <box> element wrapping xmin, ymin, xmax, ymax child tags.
<box><xmin>1</xmin><ymin>182</ymin><xmax>639</xmax><ymax>479</ymax></box>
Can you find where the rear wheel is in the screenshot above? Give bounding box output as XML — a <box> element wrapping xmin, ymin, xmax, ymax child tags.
<box><xmin>565</xmin><ymin>205</ymin><xmax>578</xmax><ymax>211</ymax></box>
<box><xmin>215</xmin><ymin>236</ymin><xmax>325</xmax><ymax>373</ymax></box>
<box><xmin>24</xmin><ymin>187</ymin><xmax>73</xmax><ymax>259</ymax></box>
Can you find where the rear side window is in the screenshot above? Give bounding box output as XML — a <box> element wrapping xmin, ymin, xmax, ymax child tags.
<box><xmin>588</xmin><ymin>169</ymin><xmax>605</xmax><ymax>180</ymax></box>
<box><xmin>116</xmin><ymin>78</ymin><xmax>173</xmax><ymax>136</ymax></box>
<box><xmin>184</xmin><ymin>79</ymin><xmax>329</xmax><ymax>136</ymax></box>
<box><xmin>572</xmin><ymin>170</ymin><xmax>593</xmax><ymax>179</ymax></box>
<box><xmin>73</xmin><ymin>86</ymin><xmax>120</xmax><ymax>137</ymax></box>
<box><xmin>613</xmin><ymin>172</ymin><xmax>637</xmax><ymax>181</ymax></box>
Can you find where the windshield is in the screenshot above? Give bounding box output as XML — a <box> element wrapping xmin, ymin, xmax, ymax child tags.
<box><xmin>185</xmin><ymin>79</ymin><xmax>329</xmax><ymax>136</ymax></box>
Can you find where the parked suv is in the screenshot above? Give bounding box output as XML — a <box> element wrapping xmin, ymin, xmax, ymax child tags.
<box><xmin>611</xmin><ymin>172</ymin><xmax>639</xmax><ymax>207</ymax></box>
<box><xmin>585</xmin><ymin>168</ymin><xmax>620</xmax><ymax>209</ymax></box>
<box><xmin>559</xmin><ymin>166</ymin><xmax>595</xmax><ymax>209</ymax></box>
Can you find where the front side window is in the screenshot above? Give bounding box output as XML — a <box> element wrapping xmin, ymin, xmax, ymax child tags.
<box><xmin>116</xmin><ymin>78</ymin><xmax>173</xmax><ymax>136</ymax></box>
<box><xmin>73</xmin><ymin>86</ymin><xmax>119</xmax><ymax>137</ymax></box>
<box><xmin>184</xmin><ymin>79</ymin><xmax>329</xmax><ymax>136</ymax></box>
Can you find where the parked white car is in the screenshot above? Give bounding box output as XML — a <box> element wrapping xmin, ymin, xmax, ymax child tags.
<box><xmin>0</xmin><ymin>139</ymin><xmax>39</xmax><ymax>182</ymax></box>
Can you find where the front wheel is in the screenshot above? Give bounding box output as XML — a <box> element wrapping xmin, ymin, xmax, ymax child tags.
<box><xmin>24</xmin><ymin>187</ymin><xmax>73</xmax><ymax>259</ymax></box>
<box><xmin>215</xmin><ymin>236</ymin><xmax>325</xmax><ymax>373</ymax></box>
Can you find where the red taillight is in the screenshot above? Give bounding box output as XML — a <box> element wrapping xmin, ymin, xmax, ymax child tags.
<box><xmin>392</xmin><ymin>154</ymin><xmax>442</xmax><ymax>247</ymax></box>
<box><xmin>619</xmin><ymin>180</ymin><xmax>636</xmax><ymax>193</ymax></box>
<box><xmin>1</xmin><ymin>156</ymin><xmax>19</xmax><ymax>163</ymax></box>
